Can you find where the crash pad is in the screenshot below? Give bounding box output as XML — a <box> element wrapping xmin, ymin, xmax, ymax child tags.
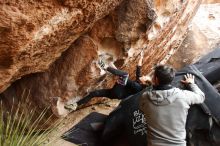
<box><xmin>62</xmin><ymin>112</ymin><xmax>106</xmax><ymax>146</ymax></box>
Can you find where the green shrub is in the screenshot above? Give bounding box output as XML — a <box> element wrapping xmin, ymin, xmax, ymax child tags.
<box><xmin>0</xmin><ymin>95</ymin><xmax>61</xmax><ymax>146</ymax></box>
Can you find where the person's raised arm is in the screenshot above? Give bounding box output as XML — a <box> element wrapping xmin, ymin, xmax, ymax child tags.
<box><xmin>138</xmin><ymin>50</ymin><xmax>144</xmax><ymax>67</ymax></box>
<box><xmin>136</xmin><ymin>51</ymin><xmax>144</xmax><ymax>81</ymax></box>
<box><xmin>181</xmin><ymin>74</ymin><xmax>205</xmax><ymax>105</ymax></box>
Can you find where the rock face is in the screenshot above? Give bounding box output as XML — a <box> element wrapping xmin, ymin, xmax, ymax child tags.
<box><xmin>203</xmin><ymin>0</ymin><xmax>220</xmax><ymax>4</ymax></box>
<box><xmin>0</xmin><ymin>0</ymin><xmax>202</xmax><ymax>108</ymax></box>
<box><xmin>0</xmin><ymin>0</ymin><xmax>123</xmax><ymax>93</ymax></box>
<box><xmin>168</xmin><ymin>3</ymin><xmax>220</xmax><ymax>69</ymax></box>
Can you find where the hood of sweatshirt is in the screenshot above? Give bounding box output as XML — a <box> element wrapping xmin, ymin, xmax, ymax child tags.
<box><xmin>146</xmin><ymin>87</ymin><xmax>180</xmax><ymax>106</ymax></box>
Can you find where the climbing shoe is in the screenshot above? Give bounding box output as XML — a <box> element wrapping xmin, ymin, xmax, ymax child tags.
<box><xmin>98</xmin><ymin>59</ymin><xmax>106</xmax><ymax>70</ymax></box>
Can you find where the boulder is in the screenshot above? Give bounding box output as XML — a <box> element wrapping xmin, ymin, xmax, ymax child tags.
<box><xmin>0</xmin><ymin>0</ymin><xmax>202</xmax><ymax>109</ymax></box>
<box><xmin>168</xmin><ymin>3</ymin><xmax>220</xmax><ymax>69</ymax></box>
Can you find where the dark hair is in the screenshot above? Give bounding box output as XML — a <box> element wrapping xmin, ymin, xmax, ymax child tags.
<box><xmin>154</xmin><ymin>65</ymin><xmax>175</xmax><ymax>85</ymax></box>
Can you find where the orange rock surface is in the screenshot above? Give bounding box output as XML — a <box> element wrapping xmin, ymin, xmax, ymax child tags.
<box><xmin>0</xmin><ymin>0</ymin><xmax>202</xmax><ymax>108</ymax></box>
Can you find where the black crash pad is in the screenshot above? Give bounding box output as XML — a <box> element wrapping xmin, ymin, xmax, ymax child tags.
<box><xmin>194</xmin><ymin>48</ymin><xmax>220</xmax><ymax>84</ymax></box>
<box><xmin>62</xmin><ymin>112</ymin><xmax>107</xmax><ymax>146</ymax></box>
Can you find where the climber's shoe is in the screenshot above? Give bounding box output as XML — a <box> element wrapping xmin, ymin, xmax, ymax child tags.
<box><xmin>98</xmin><ymin>59</ymin><xmax>107</xmax><ymax>70</ymax></box>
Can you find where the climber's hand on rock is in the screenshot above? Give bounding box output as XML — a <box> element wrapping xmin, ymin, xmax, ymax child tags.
<box><xmin>64</xmin><ymin>103</ymin><xmax>78</xmax><ymax>111</ymax></box>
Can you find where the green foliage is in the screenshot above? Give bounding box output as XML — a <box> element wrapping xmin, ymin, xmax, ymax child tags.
<box><xmin>0</xmin><ymin>94</ymin><xmax>61</xmax><ymax>146</ymax></box>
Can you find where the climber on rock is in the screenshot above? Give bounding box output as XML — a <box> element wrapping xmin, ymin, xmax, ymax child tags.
<box><xmin>51</xmin><ymin>51</ymin><xmax>151</xmax><ymax>117</ymax></box>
